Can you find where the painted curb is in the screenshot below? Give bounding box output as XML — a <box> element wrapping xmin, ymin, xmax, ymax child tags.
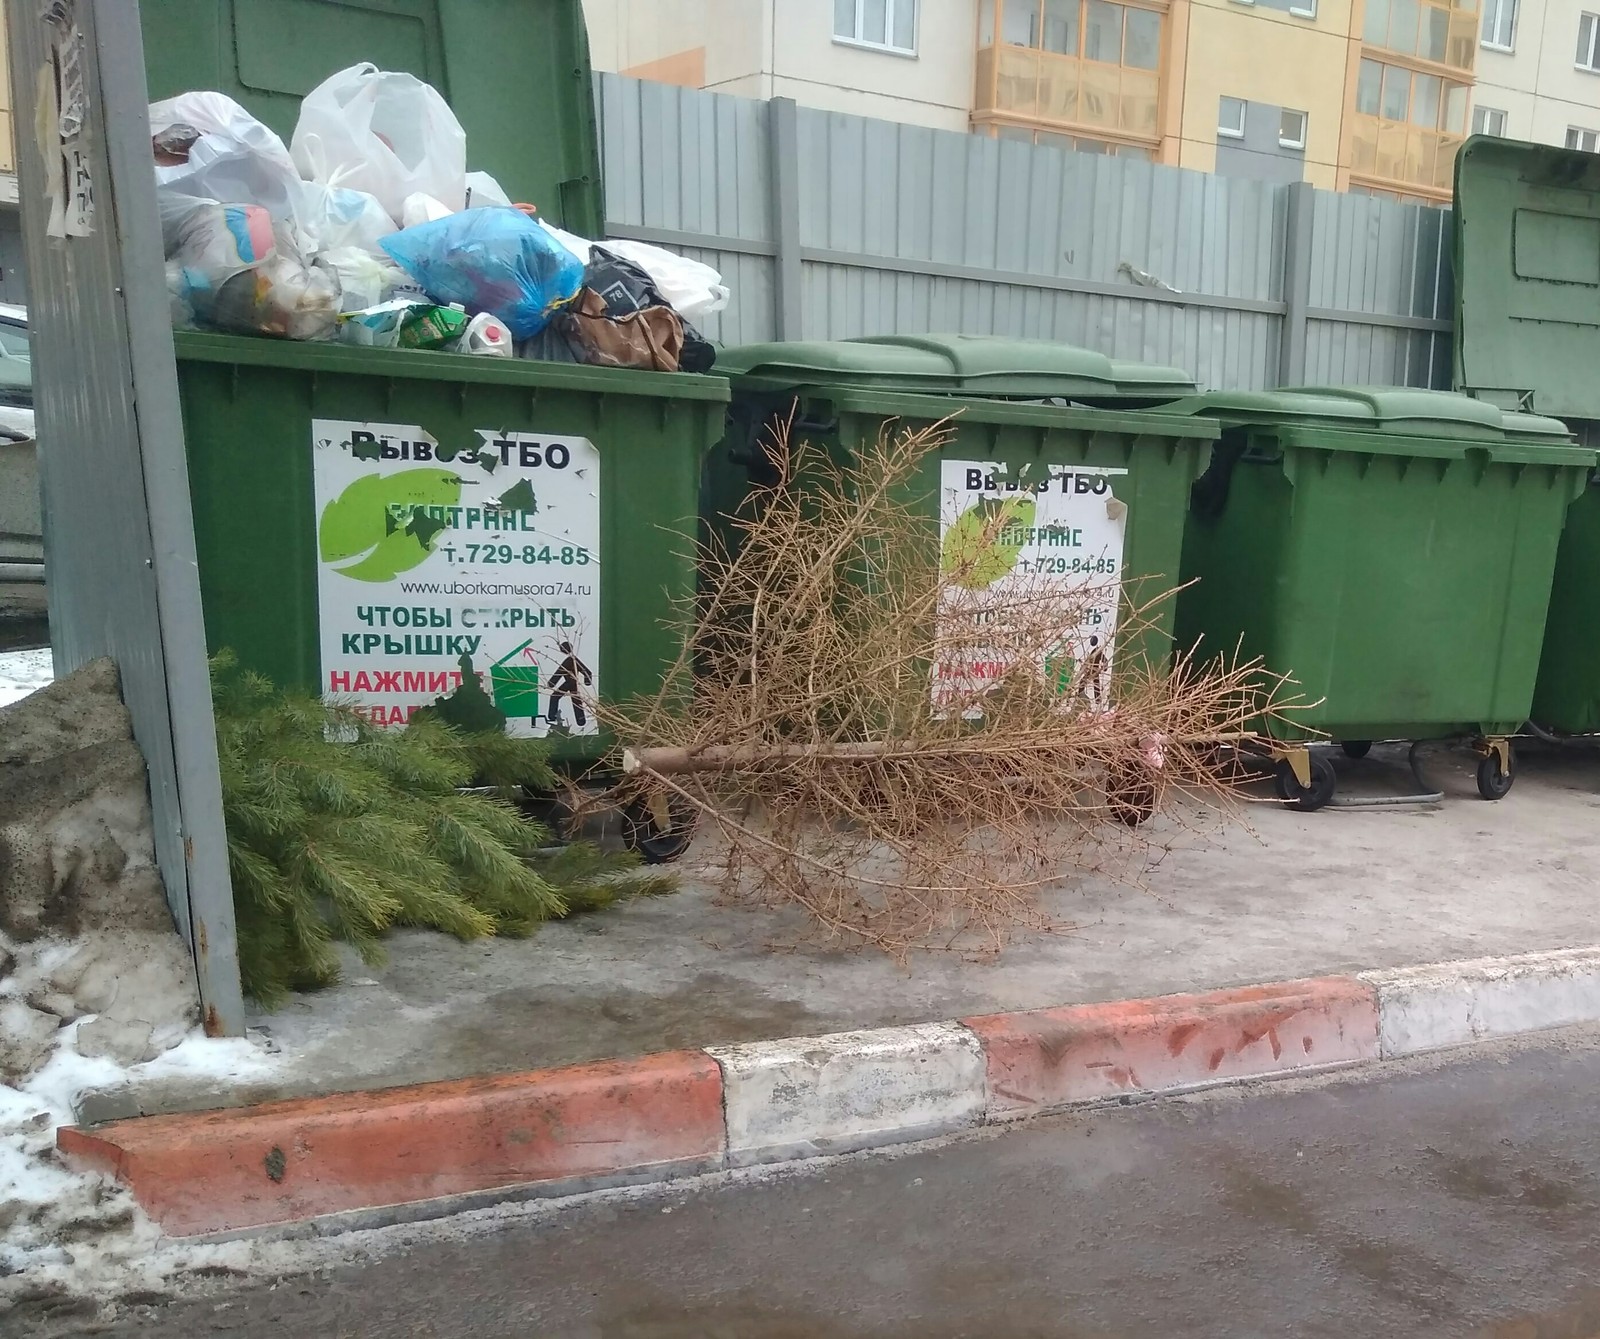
<box><xmin>58</xmin><ymin>1050</ymin><xmax>725</xmax><ymax>1236</ymax></box>
<box><xmin>1361</xmin><ymin>947</ymin><xmax>1600</xmax><ymax>1056</ymax></box>
<box><xmin>58</xmin><ymin>949</ymin><xmax>1600</xmax><ymax>1240</ymax></box>
<box><xmin>707</xmin><ymin>1022</ymin><xmax>986</xmax><ymax>1165</ymax></box>
<box><xmin>962</xmin><ymin>976</ymin><xmax>1379</xmax><ymax>1119</ymax></box>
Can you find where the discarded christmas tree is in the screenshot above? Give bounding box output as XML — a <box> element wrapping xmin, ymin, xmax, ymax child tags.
<box><xmin>211</xmin><ymin>653</ymin><xmax>673</xmax><ymax>1005</ymax></box>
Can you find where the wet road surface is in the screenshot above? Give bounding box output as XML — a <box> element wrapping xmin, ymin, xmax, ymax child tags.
<box><xmin>36</xmin><ymin>1029</ymin><xmax>1600</xmax><ymax>1337</ymax></box>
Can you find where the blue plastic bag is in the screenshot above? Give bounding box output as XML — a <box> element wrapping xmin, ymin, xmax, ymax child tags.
<box><xmin>380</xmin><ymin>207</ymin><xmax>584</xmax><ymax>339</ymax></box>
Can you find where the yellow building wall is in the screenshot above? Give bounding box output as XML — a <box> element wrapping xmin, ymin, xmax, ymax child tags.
<box><xmin>1178</xmin><ymin>0</ymin><xmax>1356</xmax><ymax>189</ymax></box>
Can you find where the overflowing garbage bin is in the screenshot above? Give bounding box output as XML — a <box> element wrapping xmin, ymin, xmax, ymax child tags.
<box><xmin>1174</xmin><ymin>387</ymin><xmax>1594</xmax><ymax>808</ymax></box>
<box><xmin>131</xmin><ymin>0</ymin><xmax>737</xmax><ymax>812</ymax></box>
<box><xmin>710</xmin><ymin>335</ymin><xmax>1219</xmax><ymax>677</ymax></box>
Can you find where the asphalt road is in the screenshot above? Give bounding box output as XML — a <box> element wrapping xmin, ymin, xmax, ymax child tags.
<box><xmin>35</xmin><ymin>1031</ymin><xmax>1600</xmax><ymax>1338</ymax></box>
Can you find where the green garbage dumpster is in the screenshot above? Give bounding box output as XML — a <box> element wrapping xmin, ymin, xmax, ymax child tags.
<box><xmin>1173</xmin><ymin>387</ymin><xmax>1594</xmax><ymax>809</ymax></box>
<box><xmin>711</xmin><ymin>335</ymin><xmax>1220</xmax><ymax>681</ymax></box>
<box><xmin>1451</xmin><ymin>135</ymin><xmax>1600</xmax><ymax>737</ymax></box>
<box><xmin>140</xmin><ymin>0</ymin><xmax>736</xmax><ymax>819</ymax></box>
<box><xmin>178</xmin><ymin>334</ymin><xmax>729</xmax><ymax>774</ymax></box>
<box><xmin>1533</xmin><ymin>488</ymin><xmax>1600</xmax><ymax>734</ymax></box>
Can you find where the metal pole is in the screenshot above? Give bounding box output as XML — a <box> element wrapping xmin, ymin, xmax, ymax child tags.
<box><xmin>1277</xmin><ymin>181</ymin><xmax>1314</xmax><ymax>388</ymax></box>
<box><xmin>768</xmin><ymin>97</ymin><xmax>804</xmax><ymax>340</ymax></box>
<box><xmin>90</xmin><ymin>0</ymin><xmax>245</xmax><ymax>1035</ymax></box>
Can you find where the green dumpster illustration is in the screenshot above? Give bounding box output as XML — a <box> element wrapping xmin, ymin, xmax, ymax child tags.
<box><xmin>490</xmin><ymin>640</ymin><xmax>541</xmax><ymax>721</ymax></box>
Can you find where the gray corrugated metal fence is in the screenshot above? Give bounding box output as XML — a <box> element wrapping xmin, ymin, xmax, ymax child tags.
<box><xmin>596</xmin><ymin>74</ymin><xmax>1453</xmax><ymax>390</ymax></box>
<box><xmin>7</xmin><ymin>0</ymin><xmax>243</xmax><ymax>1032</ymax></box>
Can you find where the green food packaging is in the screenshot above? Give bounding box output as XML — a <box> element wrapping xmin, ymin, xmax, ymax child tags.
<box><xmin>398</xmin><ymin>304</ymin><xmax>471</xmax><ymax>350</ymax></box>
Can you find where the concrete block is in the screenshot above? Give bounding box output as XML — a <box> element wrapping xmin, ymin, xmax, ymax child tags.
<box><xmin>707</xmin><ymin>1023</ymin><xmax>986</xmax><ymax>1165</ymax></box>
<box><xmin>59</xmin><ymin>1050</ymin><xmax>726</xmax><ymax>1236</ymax></box>
<box><xmin>76</xmin><ymin>1016</ymin><xmax>159</xmax><ymax>1067</ymax></box>
<box><xmin>1361</xmin><ymin>948</ymin><xmax>1600</xmax><ymax>1057</ymax></box>
<box><xmin>964</xmin><ymin>977</ymin><xmax>1380</xmax><ymax>1120</ymax></box>
<box><xmin>0</xmin><ymin>998</ymin><xmax>60</xmax><ymax>1082</ymax></box>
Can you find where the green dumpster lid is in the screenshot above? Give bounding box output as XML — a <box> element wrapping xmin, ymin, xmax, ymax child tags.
<box><xmin>1180</xmin><ymin>386</ymin><xmax>1573</xmax><ymax>443</ymax></box>
<box><xmin>1453</xmin><ymin>135</ymin><xmax>1600</xmax><ymax>422</ymax></box>
<box><xmin>717</xmin><ymin>335</ymin><xmax>1197</xmax><ymax>400</ymax></box>
<box><xmin>141</xmin><ymin>0</ymin><xmax>603</xmax><ymax>235</ymax></box>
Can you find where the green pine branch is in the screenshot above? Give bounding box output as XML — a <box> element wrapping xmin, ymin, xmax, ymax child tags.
<box><xmin>211</xmin><ymin>652</ymin><xmax>676</xmax><ymax>1007</ymax></box>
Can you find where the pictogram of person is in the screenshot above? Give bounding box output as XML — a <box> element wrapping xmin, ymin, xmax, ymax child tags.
<box><xmin>1077</xmin><ymin>634</ymin><xmax>1109</xmax><ymax>711</ymax></box>
<box><xmin>544</xmin><ymin>640</ymin><xmax>593</xmax><ymax>728</ymax></box>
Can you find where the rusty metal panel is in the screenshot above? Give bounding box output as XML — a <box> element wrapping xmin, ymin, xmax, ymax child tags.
<box><xmin>6</xmin><ymin>0</ymin><xmax>243</xmax><ymax>1032</ymax></box>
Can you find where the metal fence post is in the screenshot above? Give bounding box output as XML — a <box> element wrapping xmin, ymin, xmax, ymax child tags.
<box><xmin>768</xmin><ymin>97</ymin><xmax>804</xmax><ymax>340</ymax></box>
<box><xmin>1277</xmin><ymin>181</ymin><xmax>1314</xmax><ymax>387</ymax></box>
<box><xmin>8</xmin><ymin>0</ymin><xmax>246</xmax><ymax>1034</ymax></box>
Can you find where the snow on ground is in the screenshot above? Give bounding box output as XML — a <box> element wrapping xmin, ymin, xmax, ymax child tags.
<box><xmin>1</xmin><ymin>952</ymin><xmax>286</xmax><ymax>1314</ymax></box>
<box><xmin>0</xmin><ymin>647</ymin><xmax>52</xmax><ymax>707</ymax></box>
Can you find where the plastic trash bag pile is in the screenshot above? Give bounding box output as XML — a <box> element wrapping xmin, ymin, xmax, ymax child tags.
<box><xmin>149</xmin><ymin>64</ymin><xmax>729</xmax><ymax>371</ymax></box>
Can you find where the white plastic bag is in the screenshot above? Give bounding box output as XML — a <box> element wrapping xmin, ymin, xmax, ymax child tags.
<box><xmin>401</xmin><ymin>192</ymin><xmax>454</xmax><ymax>229</ymax></box>
<box><xmin>162</xmin><ymin>198</ymin><xmax>278</xmax><ymax>325</ymax></box>
<box><xmin>210</xmin><ymin>228</ymin><xmax>340</xmax><ymax>342</ymax></box>
<box><xmin>537</xmin><ymin>218</ymin><xmax>592</xmax><ymax>266</ymax></box>
<box><xmin>297</xmin><ymin>181</ymin><xmax>396</xmax><ymax>257</ymax></box>
<box><xmin>151</xmin><ymin>92</ymin><xmax>307</xmax><ymax>231</ymax></box>
<box><xmin>316</xmin><ymin>246</ymin><xmax>409</xmax><ymax>312</ymax></box>
<box><xmin>464</xmin><ymin>171</ymin><xmax>512</xmax><ymax>209</ymax></box>
<box><xmin>594</xmin><ymin>238</ymin><xmax>730</xmax><ymax>321</ymax></box>
<box><xmin>150</xmin><ymin>92</ymin><xmax>298</xmax><ymax>175</ymax></box>
<box><xmin>291</xmin><ymin>64</ymin><xmax>467</xmax><ymax>223</ymax></box>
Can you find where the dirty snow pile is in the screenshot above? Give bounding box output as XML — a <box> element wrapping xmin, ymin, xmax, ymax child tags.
<box><xmin>0</xmin><ymin>647</ymin><xmax>53</xmax><ymax>708</ymax></box>
<box><xmin>0</xmin><ymin>658</ymin><xmax>285</xmax><ymax>1316</ymax></box>
<box><xmin>0</xmin><ymin>990</ymin><xmax>281</xmax><ymax>1315</ymax></box>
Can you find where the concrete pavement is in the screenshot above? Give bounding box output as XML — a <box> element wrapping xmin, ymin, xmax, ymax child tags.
<box><xmin>86</xmin><ymin>738</ymin><xmax>1600</xmax><ymax>1122</ymax></box>
<box><xmin>28</xmin><ymin>1025</ymin><xmax>1600</xmax><ymax>1337</ymax></box>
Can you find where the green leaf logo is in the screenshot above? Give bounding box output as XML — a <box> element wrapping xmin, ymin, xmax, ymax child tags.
<box><xmin>941</xmin><ymin>495</ymin><xmax>1035</xmax><ymax>590</ymax></box>
<box><xmin>319</xmin><ymin>468</ymin><xmax>462</xmax><ymax>583</ymax></box>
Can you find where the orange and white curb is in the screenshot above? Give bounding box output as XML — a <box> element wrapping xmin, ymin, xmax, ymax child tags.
<box><xmin>56</xmin><ymin>949</ymin><xmax>1600</xmax><ymax>1239</ymax></box>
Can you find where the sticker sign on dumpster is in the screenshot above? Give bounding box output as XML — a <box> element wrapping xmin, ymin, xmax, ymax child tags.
<box><xmin>312</xmin><ymin>419</ymin><xmax>601</xmax><ymax>737</ymax></box>
<box><xmin>934</xmin><ymin>459</ymin><xmax>1128</xmax><ymax>717</ymax></box>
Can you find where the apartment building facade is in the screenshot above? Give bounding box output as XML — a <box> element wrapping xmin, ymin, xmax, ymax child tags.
<box><xmin>584</xmin><ymin>0</ymin><xmax>1600</xmax><ymax>203</ymax></box>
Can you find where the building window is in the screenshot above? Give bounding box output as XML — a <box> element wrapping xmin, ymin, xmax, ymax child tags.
<box><xmin>1279</xmin><ymin>108</ymin><xmax>1308</xmax><ymax>149</ymax></box>
<box><xmin>1218</xmin><ymin>96</ymin><xmax>1247</xmax><ymax>138</ymax></box>
<box><xmin>1351</xmin><ymin>54</ymin><xmax>1469</xmax><ymax>194</ymax></box>
<box><xmin>1472</xmin><ymin>105</ymin><xmax>1506</xmax><ymax>135</ymax></box>
<box><xmin>973</xmin><ymin>0</ymin><xmax>1167</xmax><ymax>144</ymax></box>
<box><xmin>834</xmin><ymin>0</ymin><xmax>918</xmax><ymax>54</ymax></box>
<box><xmin>1481</xmin><ymin>0</ymin><xmax>1516</xmax><ymax>49</ymax></box>
<box><xmin>1579</xmin><ymin>12</ymin><xmax>1600</xmax><ymax>70</ymax></box>
<box><xmin>1364</xmin><ymin>0</ymin><xmax>1478</xmax><ymax>71</ymax></box>
<box><xmin>1358</xmin><ymin>57</ymin><xmax>1467</xmax><ymax>134</ymax></box>
<box><xmin>996</xmin><ymin>0</ymin><xmax>1165</xmax><ymax>68</ymax></box>
<box><xmin>1567</xmin><ymin>126</ymin><xmax>1599</xmax><ymax>151</ymax></box>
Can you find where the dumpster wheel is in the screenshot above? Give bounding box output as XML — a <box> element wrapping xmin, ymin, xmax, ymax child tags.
<box><xmin>1107</xmin><ymin>762</ymin><xmax>1158</xmax><ymax>827</ymax></box>
<box><xmin>621</xmin><ymin>795</ymin><xmax>699</xmax><ymax>864</ymax></box>
<box><xmin>1474</xmin><ymin>739</ymin><xmax>1516</xmax><ymax>801</ymax></box>
<box><xmin>1273</xmin><ymin>751</ymin><xmax>1337</xmax><ymax>812</ymax></box>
